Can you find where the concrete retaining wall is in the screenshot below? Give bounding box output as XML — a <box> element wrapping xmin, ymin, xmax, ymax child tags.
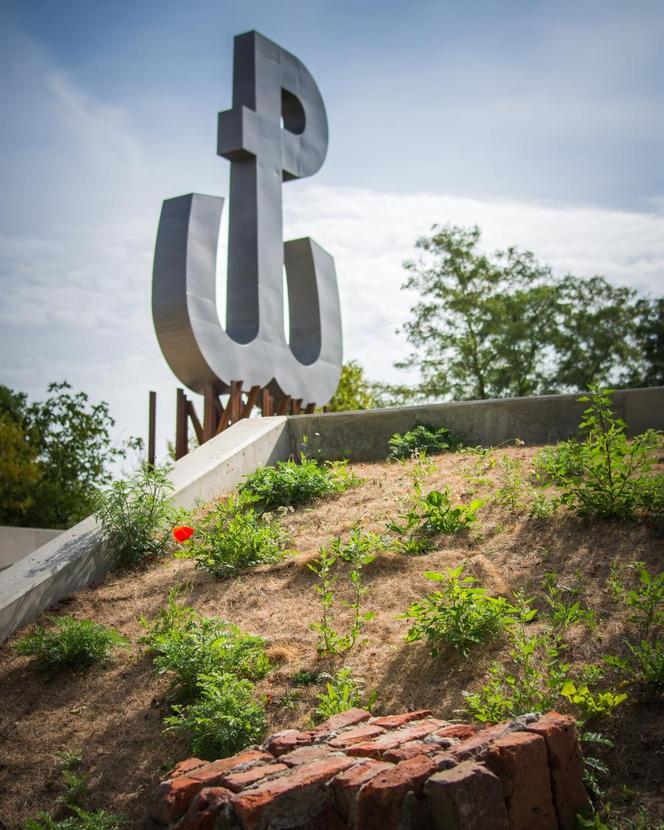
<box><xmin>0</xmin><ymin>527</ymin><xmax>63</xmax><ymax>571</ymax></box>
<box><xmin>286</xmin><ymin>386</ymin><xmax>664</xmax><ymax>462</ymax></box>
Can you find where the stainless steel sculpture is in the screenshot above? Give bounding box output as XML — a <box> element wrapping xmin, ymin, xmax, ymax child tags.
<box><xmin>152</xmin><ymin>31</ymin><xmax>343</xmax><ymax>410</ymax></box>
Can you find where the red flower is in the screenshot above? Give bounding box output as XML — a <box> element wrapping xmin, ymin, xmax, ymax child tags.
<box><xmin>172</xmin><ymin>525</ymin><xmax>194</xmax><ymax>543</ymax></box>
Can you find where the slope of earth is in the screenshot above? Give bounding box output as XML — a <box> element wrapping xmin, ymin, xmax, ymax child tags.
<box><xmin>0</xmin><ymin>445</ymin><xmax>662</xmax><ymax>828</ymax></box>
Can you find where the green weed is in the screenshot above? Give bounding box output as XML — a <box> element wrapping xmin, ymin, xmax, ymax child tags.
<box><xmin>388</xmin><ymin>423</ymin><xmax>465</xmax><ymax>460</ymax></box>
<box><xmin>239</xmin><ymin>457</ymin><xmax>357</xmax><ymax>511</ymax></box>
<box><xmin>402</xmin><ymin>566</ymin><xmax>517</xmax><ymax>657</ymax></box>
<box><xmin>314</xmin><ymin>668</ymin><xmax>377</xmax><ymax>721</ymax></box>
<box><xmin>163</xmin><ymin>672</ymin><xmax>266</xmax><ymax>760</ymax></box>
<box><xmin>94</xmin><ymin>464</ymin><xmax>175</xmax><ymax>567</ymax></box>
<box><xmin>140</xmin><ymin>593</ymin><xmax>268</xmax><ymax>701</ymax></box>
<box><xmin>14</xmin><ymin>616</ymin><xmax>127</xmax><ymax>671</ymax></box>
<box><xmin>177</xmin><ymin>496</ymin><xmax>287</xmax><ymax>578</ymax></box>
<box><xmin>309</xmin><ymin>529</ymin><xmax>377</xmax><ymax>655</ymax></box>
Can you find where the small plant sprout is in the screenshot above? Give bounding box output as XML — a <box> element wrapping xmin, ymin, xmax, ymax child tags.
<box><xmin>314</xmin><ymin>668</ymin><xmax>378</xmax><ymax>721</ymax></box>
<box><xmin>309</xmin><ymin>528</ymin><xmax>378</xmax><ymax>655</ymax></box>
<box><xmin>542</xmin><ymin>571</ymin><xmax>596</xmax><ymax>632</ymax></box>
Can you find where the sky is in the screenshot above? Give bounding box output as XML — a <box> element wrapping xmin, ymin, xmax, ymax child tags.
<box><xmin>1</xmin><ymin>0</ymin><xmax>663</xmax><ymax>462</ymax></box>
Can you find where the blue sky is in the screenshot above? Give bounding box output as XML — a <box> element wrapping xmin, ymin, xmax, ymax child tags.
<box><xmin>1</xmin><ymin>0</ymin><xmax>663</xmax><ymax>461</ymax></box>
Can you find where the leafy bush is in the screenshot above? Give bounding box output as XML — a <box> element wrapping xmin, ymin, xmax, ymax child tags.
<box><xmin>388</xmin><ymin>487</ymin><xmax>483</xmax><ymax>554</ymax></box>
<box><xmin>309</xmin><ymin>528</ymin><xmax>377</xmax><ymax>655</ymax></box>
<box><xmin>402</xmin><ymin>566</ymin><xmax>517</xmax><ymax>656</ymax></box>
<box><xmin>163</xmin><ymin>672</ymin><xmax>266</xmax><ymax>760</ymax></box>
<box><xmin>463</xmin><ymin>598</ymin><xmax>570</xmax><ymax>722</ymax></box>
<box><xmin>14</xmin><ymin>615</ymin><xmax>127</xmax><ymax>671</ymax></box>
<box><xmin>534</xmin><ymin>386</ymin><xmax>662</xmax><ymax>520</ymax></box>
<box><xmin>388</xmin><ymin>423</ymin><xmax>465</xmax><ymax>460</ymax></box>
<box><xmin>178</xmin><ymin>497</ymin><xmax>286</xmax><ymax>578</ymax></box>
<box><xmin>140</xmin><ymin>594</ymin><xmax>269</xmax><ymax>701</ymax></box>
<box><xmin>94</xmin><ymin>465</ymin><xmax>174</xmax><ymax>567</ymax></box>
<box><xmin>239</xmin><ymin>457</ymin><xmax>356</xmax><ymax>511</ymax></box>
<box><xmin>314</xmin><ymin>668</ymin><xmax>377</xmax><ymax>721</ymax></box>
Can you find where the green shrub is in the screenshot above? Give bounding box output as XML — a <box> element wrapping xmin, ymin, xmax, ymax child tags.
<box><xmin>402</xmin><ymin>566</ymin><xmax>517</xmax><ymax>657</ymax></box>
<box><xmin>534</xmin><ymin>386</ymin><xmax>662</xmax><ymax>520</ymax></box>
<box><xmin>309</xmin><ymin>528</ymin><xmax>377</xmax><ymax>655</ymax></box>
<box><xmin>94</xmin><ymin>464</ymin><xmax>175</xmax><ymax>567</ymax></box>
<box><xmin>140</xmin><ymin>594</ymin><xmax>268</xmax><ymax>701</ymax></box>
<box><xmin>388</xmin><ymin>487</ymin><xmax>483</xmax><ymax>554</ymax></box>
<box><xmin>239</xmin><ymin>457</ymin><xmax>357</xmax><ymax>511</ymax></box>
<box><xmin>388</xmin><ymin>423</ymin><xmax>465</xmax><ymax>460</ymax></box>
<box><xmin>314</xmin><ymin>668</ymin><xmax>377</xmax><ymax>721</ymax></box>
<box><xmin>163</xmin><ymin>672</ymin><xmax>266</xmax><ymax>760</ymax></box>
<box><xmin>179</xmin><ymin>497</ymin><xmax>286</xmax><ymax>578</ymax></box>
<box><xmin>463</xmin><ymin>597</ymin><xmax>570</xmax><ymax>722</ymax></box>
<box><xmin>14</xmin><ymin>615</ymin><xmax>127</xmax><ymax>671</ymax></box>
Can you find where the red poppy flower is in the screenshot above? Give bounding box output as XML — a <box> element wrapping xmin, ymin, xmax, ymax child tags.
<box><xmin>172</xmin><ymin>525</ymin><xmax>194</xmax><ymax>543</ymax></box>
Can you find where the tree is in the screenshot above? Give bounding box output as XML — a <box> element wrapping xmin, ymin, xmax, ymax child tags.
<box><xmin>397</xmin><ymin>225</ymin><xmax>560</xmax><ymax>400</ymax></box>
<box><xmin>0</xmin><ymin>381</ymin><xmax>142</xmax><ymax>529</ymax></box>
<box><xmin>0</xmin><ymin>415</ymin><xmax>41</xmax><ymax>525</ymax></box>
<box><xmin>326</xmin><ymin>361</ymin><xmax>377</xmax><ymax>411</ymax></box>
<box><xmin>398</xmin><ymin>224</ymin><xmax>656</xmax><ymax>400</ymax></box>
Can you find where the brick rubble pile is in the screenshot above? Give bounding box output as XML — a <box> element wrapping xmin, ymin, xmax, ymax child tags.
<box><xmin>145</xmin><ymin>708</ymin><xmax>590</xmax><ymax>830</ymax></box>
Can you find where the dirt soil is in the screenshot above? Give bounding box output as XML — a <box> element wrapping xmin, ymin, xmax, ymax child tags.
<box><xmin>0</xmin><ymin>446</ymin><xmax>662</xmax><ymax>828</ymax></box>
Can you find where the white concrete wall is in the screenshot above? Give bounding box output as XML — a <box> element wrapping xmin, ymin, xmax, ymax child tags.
<box><xmin>0</xmin><ymin>527</ymin><xmax>63</xmax><ymax>570</ymax></box>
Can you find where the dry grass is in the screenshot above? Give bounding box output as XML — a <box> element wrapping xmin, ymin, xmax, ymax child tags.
<box><xmin>0</xmin><ymin>445</ymin><xmax>662</xmax><ymax>828</ymax></box>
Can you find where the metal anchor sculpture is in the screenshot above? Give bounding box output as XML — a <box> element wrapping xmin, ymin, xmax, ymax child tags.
<box><xmin>152</xmin><ymin>30</ymin><xmax>343</xmax><ymax>428</ymax></box>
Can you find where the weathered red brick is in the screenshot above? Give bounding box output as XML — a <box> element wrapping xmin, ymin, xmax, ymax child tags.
<box><xmin>328</xmin><ymin>723</ymin><xmax>385</xmax><ymax>749</ymax></box>
<box><xmin>356</xmin><ymin>753</ymin><xmax>447</xmax><ymax>829</ymax></box>
<box><xmin>264</xmin><ymin>729</ymin><xmax>314</xmax><ymax>757</ymax></box>
<box><xmin>167</xmin><ymin>758</ymin><xmax>207</xmax><ymax>779</ymax></box>
<box><xmin>189</xmin><ymin>750</ymin><xmax>273</xmax><ymax>785</ymax></box>
<box><xmin>279</xmin><ymin>744</ymin><xmax>335</xmax><ymax>767</ymax></box>
<box><xmin>524</xmin><ymin>712</ymin><xmax>591</xmax><ymax>829</ymax></box>
<box><xmin>147</xmin><ymin>776</ymin><xmax>203</xmax><ymax>824</ymax></box>
<box><xmin>370</xmin><ymin>709</ymin><xmax>433</xmax><ymax>729</ymax></box>
<box><xmin>331</xmin><ymin>759</ymin><xmax>393</xmax><ymax>825</ymax></box>
<box><xmin>173</xmin><ymin>786</ymin><xmax>233</xmax><ymax>830</ymax></box>
<box><xmin>425</xmin><ymin>761</ymin><xmax>509</xmax><ymax>829</ymax></box>
<box><xmin>310</xmin><ymin>707</ymin><xmax>372</xmax><ymax>737</ymax></box>
<box><xmin>486</xmin><ymin>730</ymin><xmax>557</xmax><ymax>830</ymax></box>
<box><xmin>219</xmin><ymin>762</ymin><xmax>288</xmax><ymax>793</ymax></box>
<box><xmin>231</xmin><ymin>755</ymin><xmax>356</xmax><ymax>830</ymax></box>
<box><xmin>348</xmin><ymin>719</ymin><xmax>446</xmax><ymax>759</ymax></box>
<box><xmin>434</xmin><ymin>724</ymin><xmax>477</xmax><ymax>741</ymax></box>
<box><xmin>448</xmin><ymin>722</ymin><xmax>509</xmax><ymax>761</ymax></box>
<box><xmin>382</xmin><ymin>740</ymin><xmax>435</xmax><ymax>763</ymax></box>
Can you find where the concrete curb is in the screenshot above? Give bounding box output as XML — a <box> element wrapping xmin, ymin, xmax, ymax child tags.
<box><xmin>0</xmin><ymin>417</ymin><xmax>289</xmax><ymax>644</ymax></box>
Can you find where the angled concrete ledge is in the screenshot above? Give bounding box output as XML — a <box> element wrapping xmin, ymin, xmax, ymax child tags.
<box><xmin>286</xmin><ymin>386</ymin><xmax>664</xmax><ymax>462</ymax></box>
<box><xmin>0</xmin><ymin>417</ymin><xmax>290</xmax><ymax>644</ymax></box>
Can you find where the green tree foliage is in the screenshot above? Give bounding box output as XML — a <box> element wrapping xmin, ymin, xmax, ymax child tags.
<box><xmin>326</xmin><ymin>360</ymin><xmax>376</xmax><ymax>411</ymax></box>
<box><xmin>0</xmin><ymin>381</ymin><xmax>141</xmax><ymax>529</ymax></box>
<box><xmin>397</xmin><ymin>224</ymin><xmax>660</xmax><ymax>400</ymax></box>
